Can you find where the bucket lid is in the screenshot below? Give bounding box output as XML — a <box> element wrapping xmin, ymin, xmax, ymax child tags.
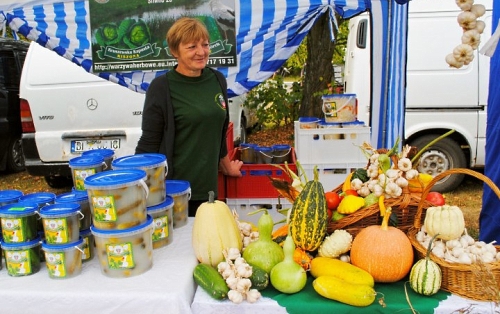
<box><xmin>255</xmin><ymin>146</ymin><xmax>272</xmax><ymax>152</ymax></box>
<box><xmin>90</xmin><ymin>215</ymin><xmax>153</xmax><ymax>237</ymax></box>
<box><xmin>166</xmin><ymin>180</ymin><xmax>191</xmax><ymax>195</ymax></box>
<box><xmin>82</xmin><ymin>148</ymin><xmax>115</xmax><ymax>159</ymax></box>
<box><xmin>112</xmin><ymin>153</ymin><xmax>166</xmax><ymax>170</ymax></box>
<box><xmin>1</xmin><ymin>236</ymin><xmax>41</xmax><ymax>250</ymax></box>
<box><xmin>19</xmin><ymin>192</ymin><xmax>56</xmax><ymax>207</ymax></box>
<box><xmin>84</xmin><ymin>169</ymin><xmax>147</xmax><ymax>189</ymax></box>
<box><xmin>0</xmin><ymin>201</ymin><xmax>39</xmax><ymax>217</ymax></box>
<box><xmin>298</xmin><ymin>117</ymin><xmax>320</xmax><ymax>123</ymax></box>
<box><xmin>55</xmin><ymin>190</ymin><xmax>88</xmax><ymax>203</ymax></box>
<box><xmin>0</xmin><ymin>189</ymin><xmax>24</xmax><ymax>203</ymax></box>
<box><xmin>39</xmin><ymin>203</ymin><xmax>81</xmax><ymax>217</ymax></box>
<box><xmin>271</xmin><ymin>144</ymin><xmax>290</xmax><ymax>150</ymax></box>
<box><xmin>322</xmin><ymin>93</ymin><xmax>356</xmax><ymax>99</ymax></box>
<box><xmin>41</xmin><ymin>237</ymin><xmax>84</xmax><ymax>250</ymax></box>
<box><xmin>80</xmin><ymin>228</ymin><xmax>92</xmax><ymax>237</ymax></box>
<box><xmin>342</xmin><ymin>120</ymin><xmax>365</xmax><ymax>127</ymax></box>
<box><xmin>239</xmin><ymin>143</ymin><xmax>257</xmax><ymax>149</ymax></box>
<box><xmin>147</xmin><ymin>195</ymin><xmax>174</xmax><ymax>213</ymax></box>
<box><xmin>69</xmin><ymin>155</ymin><xmax>105</xmax><ymax>167</ymax></box>
<box><xmin>319</xmin><ymin>120</ymin><xmax>342</xmax><ymax>126</ymax></box>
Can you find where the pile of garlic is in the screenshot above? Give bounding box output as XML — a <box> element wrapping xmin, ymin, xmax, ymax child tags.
<box><xmin>232</xmin><ymin>210</ymin><xmax>259</xmax><ymax>250</ymax></box>
<box><xmin>446</xmin><ymin>0</ymin><xmax>487</xmax><ymax>68</ymax></box>
<box><xmin>416</xmin><ymin>226</ymin><xmax>500</xmax><ymax>264</ymax></box>
<box><xmin>217</xmin><ymin>248</ymin><xmax>261</xmax><ymax>303</ymax></box>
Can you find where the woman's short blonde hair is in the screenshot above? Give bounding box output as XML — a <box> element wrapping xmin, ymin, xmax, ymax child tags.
<box><xmin>167</xmin><ymin>17</ymin><xmax>209</xmax><ymax>56</ymax></box>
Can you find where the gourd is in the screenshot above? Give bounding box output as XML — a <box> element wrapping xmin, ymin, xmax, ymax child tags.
<box><xmin>424</xmin><ymin>205</ymin><xmax>465</xmax><ymax>241</ymax></box>
<box><xmin>242</xmin><ymin>210</ymin><xmax>284</xmax><ymax>274</ymax></box>
<box><xmin>193</xmin><ymin>263</ymin><xmax>230</xmax><ymax>300</ymax></box>
<box><xmin>270</xmin><ymin>234</ymin><xmax>307</xmax><ymax>294</ymax></box>
<box><xmin>248</xmin><ymin>264</ymin><xmax>269</xmax><ymax>291</ymax></box>
<box><xmin>312</xmin><ymin>276</ymin><xmax>376</xmax><ymax>307</ymax></box>
<box><xmin>409</xmin><ymin>235</ymin><xmax>442</xmax><ymax>296</ymax></box>
<box><xmin>288</xmin><ymin>166</ymin><xmax>328</xmax><ymax>251</ymax></box>
<box><xmin>310</xmin><ymin>257</ymin><xmax>374</xmax><ymax>287</ymax></box>
<box><xmin>350</xmin><ymin>207</ymin><xmax>414</xmax><ymax>282</ymax></box>
<box><xmin>317</xmin><ymin>229</ymin><xmax>353</xmax><ymax>258</ymax></box>
<box><xmin>192</xmin><ymin>192</ymin><xmax>242</xmax><ymax>267</ymax></box>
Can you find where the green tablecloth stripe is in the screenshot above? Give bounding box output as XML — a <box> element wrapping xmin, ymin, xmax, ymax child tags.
<box><xmin>261</xmin><ymin>275</ymin><xmax>450</xmax><ymax>314</ymax></box>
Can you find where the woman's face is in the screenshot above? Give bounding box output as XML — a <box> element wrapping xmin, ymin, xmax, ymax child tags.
<box><xmin>173</xmin><ymin>38</ymin><xmax>210</xmax><ymax>77</ymax></box>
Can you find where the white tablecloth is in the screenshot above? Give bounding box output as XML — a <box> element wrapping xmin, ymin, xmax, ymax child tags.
<box><xmin>0</xmin><ymin>218</ymin><xmax>198</xmax><ymax>314</ymax></box>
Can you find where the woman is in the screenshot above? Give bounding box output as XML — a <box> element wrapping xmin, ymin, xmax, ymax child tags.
<box><xmin>135</xmin><ymin>17</ymin><xmax>242</xmax><ymax>216</ymax></box>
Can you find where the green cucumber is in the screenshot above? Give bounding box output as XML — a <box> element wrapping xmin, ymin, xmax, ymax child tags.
<box><xmin>249</xmin><ymin>264</ymin><xmax>269</xmax><ymax>290</ymax></box>
<box><xmin>193</xmin><ymin>263</ymin><xmax>229</xmax><ymax>300</ymax></box>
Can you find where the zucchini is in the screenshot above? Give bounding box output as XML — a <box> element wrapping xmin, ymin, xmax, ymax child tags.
<box><xmin>249</xmin><ymin>264</ymin><xmax>269</xmax><ymax>290</ymax></box>
<box><xmin>193</xmin><ymin>263</ymin><xmax>229</xmax><ymax>300</ymax></box>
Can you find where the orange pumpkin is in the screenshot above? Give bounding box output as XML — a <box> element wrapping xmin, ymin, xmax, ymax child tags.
<box><xmin>350</xmin><ymin>207</ymin><xmax>414</xmax><ymax>283</ymax></box>
<box><xmin>293</xmin><ymin>247</ymin><xmax>313</xmax><ymax>271</ymax></box>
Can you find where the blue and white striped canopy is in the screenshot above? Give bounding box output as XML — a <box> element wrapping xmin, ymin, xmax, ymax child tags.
<box><xmin>0</xmin><ymin>0</ymin><xmax>409</xmax><ymax>149</ymax></box>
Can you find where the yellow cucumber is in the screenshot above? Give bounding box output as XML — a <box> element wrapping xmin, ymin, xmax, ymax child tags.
<box><xmin>313</xmin><ymin>275</ymin><xmax>376</xmax><ymax>307</ymax></box>
<box><xmin>310</xmin><ymin>257</ymin><xmax>374</xmax><ymax>287</ymax></box>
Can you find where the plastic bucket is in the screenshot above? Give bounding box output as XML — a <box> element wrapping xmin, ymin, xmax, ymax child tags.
<box><xmin>342</xmin><ymin>120</ymin><xmax>365</xmax><ymax>139</ymax></box>
<box><xmin>55</xmin><ymin>190</ymin><xmax>92</xmax><ymax>231</ymax></box>
<box><xmin>19</xmin><ymin>192</ymin><xmax>56</xmax><ymax>234</ymax></box>
<box><xmin>0</xmin><ymin>202</ymin><xmax>39</xmax><ymax>243</ymax></box>
<box><xmin>82</xmin><ymin>148</ymin><xmax>115</xmax><ymax>171</ymax></box>
<box><xmin>322</xmin><ymin>94</ymin><xmax>357</xmax><ymax>123</ymax></box>
<box><xmin>147</xmin><ymin>196</ymin><xmax>174</xmax><ymax>249</ymax></box>
<box><xmin>111</xmin><ymin>153</ymin><xmax>167</xmax><ymax>207</ymax></box>
<box><xmin>91</xmin><ymin>215</ymin><xmax>153</xmax><ymax>278</ymax></box>
<box><xmin>1</xmin><ymin>237</ymin><xmax>42</xmax><ymax>276</ymax></box>
<box><xmin>41</xmin><ymin>238</ymin><xmax>84</xmax><ymax>279</ymax></box>
<box><xmin>39</xmin><ymin>203</ymin><xmax>82</xmax><ymax>244</ymax></box>
<box><xmin>255</xmin><ymin>146</ymin><xmax>273</xmax><ymax>164</ymax></box>
<box><xmin>319</xmin><ymin>120</ymin><xmax>343</xmax><ymax>140</ymax></box>
<box><xmin>271</xmin><ymin>144</ymin><xmax>292</xmax><ymax>163</ymax></box>
<box><xmin>166</xmin><ymin>180</ymin><xmax>191</xmax><ymax>229</ymax></box>
<box><xmin>239</xmin><ymin>143</ymin><xmax>257</xmax><ymax>164</ymax></box>
<box><xmin>0</xmin><ymin>190</ymin><xmax>23</xmax><ymax>206</ymax></box>
<box><xmin>298</xmin><ymin>117</ymin><xmax>320</xmax><ymax>129</ymax></box>
<box><xmin>84</xmin><ymin>169</ymin><xmax>149</xmax><ymax>230</ymax></box>
<box><xmin>69</xmin><ymin>155</ymin><xmax>106</xmax><ymax>191</ymax></box>
<box><xmin>80</xmin><ymin>228</ymin><xmax>94</xmax><ymax>263</ymax></box>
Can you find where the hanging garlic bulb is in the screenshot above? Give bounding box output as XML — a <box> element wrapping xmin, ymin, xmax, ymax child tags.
<box><xmin>462</xmin><ymin>29</ymin><xmax>481</xmax><ymax>49</ymax></box>
<box><xmin>455</xmin><ymin>0</ymin><xmax>474</xmax><ymax>11</ymax></box>
<box><xmin>470</xmin><ymin>4</ymin><xmax>486</xmax><ymax>18</ymax></box>
<box><xmin>446</xmin><ymin>53</ymin><xmax>464</xmax><ymax>68</ymax></box>
<box><xmin>457</xmin><ymin>11</ymin><xmax>478</xmax><ymax>30</ymax></box>
<box><xmin>474</xmin><ymin>20</ymin><xmax>486</xmax><ymax>34</ymax></box>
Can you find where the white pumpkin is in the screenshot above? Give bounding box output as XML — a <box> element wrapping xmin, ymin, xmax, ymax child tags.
<box><xmin>192</xmin><ymin>192</ymin><xmax>243</xmax><ymax>266</ymax></box>
<box><xmin>424</xmin><ymin>205</ymin><xmax>465</xmax><ymax>241</ymax></box>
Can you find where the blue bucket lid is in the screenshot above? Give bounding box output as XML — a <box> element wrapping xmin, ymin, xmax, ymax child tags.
<box><xmin>166</xmin><ymin>180</ymin><xmax>191</xmax><ymax>195</ymax></box>
<box><xmin>55</xmin><ymin>190</ymin><xmax>88</xmax><ymax>204</ymax></box>
<box><xmin>147</xmin><ymin>195</ymin><xmax>174</xmax><ymax>213</ymax></box>
<box><xmin>0</xmin><ymin>201</ymin><xmax>39</xmax><ymax>217</ymax></box>
<box><xmin>82</xmin><ymin>148</ymin><xmax>115</xmax><ymax>159</ymax></box>
<box><xmin>80</xmin><ymin>228</ymin><xmax>92</xmax><ymax>237</ymax></box>
<box><xmin>69</xmin><ymin>155</ymin><xmax>105</xmax><ymax>167</ymax></box>
<box><xmin>1</xmin><ymin>236</ymin><xmax>41</xmax><ymax>250</ymax></box>
<box><xmin>112</xmin><ymin>153</ymin><xmax>166</xmax><ymax>170</ymax></box>
<box><xmin>84</xmin><ymin>169</ymin><xmax>147</xmax><ymax>189</ymax></box>
<box><xmin>239</xmin><ymin>143</ymin><xmax>257</xmax><ymax>149</ymax></box>
<box><xmin>41</xmin><ymin>237</ymin><xmax>84</xmax><ymax>250</ymax></box>
<box><xmin>39</xmin><ymin>203</ymin><xmax>81</xmax><ymax>218</ymax></box>
<box><xmin>0</xmin><ymin>190</ymin><xmax>24</xmax><ymax>203</ymax></box>
<box><xmin>342</xmin><ymin>120</ymin><xmax>365</xmax><ymax>127</ymax></box>
<box><xmin>90</xmin><ymin>215</ymin><xmax>153</xmax><ymax>237</ymax></box>
<box><xmin>299</xmin><ymin>117</ymin><xmax>319</xmax><ymax>123</ymax></box>
<box><xmin>255</xmin><ymin>146</ymin><xmax>272</xmax><ymax>152</ymax></box>
<box><xmin>319</xmin><ymin>120</ymin><xmax>342</xmax><ymax>126</ymax></box>
<box><xmin>271</xmin><ymin>144</ymin><xmax>290</xmax><ymax>150</ymax></box>
<box><xmin>19</xmin><ymin>192</ymin><xmax>56</xmax><ymax>207</ymax></box>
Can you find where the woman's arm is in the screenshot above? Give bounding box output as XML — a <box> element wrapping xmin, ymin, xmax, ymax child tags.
<box><xmin>219</xmin><ymin>154</ymin><xmax>243</xmax><ymax>177</ymax></box>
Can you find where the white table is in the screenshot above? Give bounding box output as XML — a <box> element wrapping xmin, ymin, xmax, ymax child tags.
<box><xmin>0</xmin><ymin>218</ymin><xmax>198</xmax><ymax>314</ymax></box>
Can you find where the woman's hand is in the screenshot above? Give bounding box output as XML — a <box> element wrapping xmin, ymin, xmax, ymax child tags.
<box><xmin>220</xmin><ymin>155</ymin><xmax>243</xmax><ymax>177</ymax></box>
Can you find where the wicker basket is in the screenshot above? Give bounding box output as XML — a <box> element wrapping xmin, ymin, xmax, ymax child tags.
<box><xmin>407</xmin><ymin>168</ymin><xmax>500</xmax><ymax>302</ymax></box>
<box><xmin>327</xmin><ymin>184</ymin><xmax>434</xmax><ymax>237</ymax></box>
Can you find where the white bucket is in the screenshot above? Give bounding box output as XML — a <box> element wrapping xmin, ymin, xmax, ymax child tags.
<box><xmin>69</xmin><ymin>156</ymin><xmax>106</xmax><ymax>191</ymax></box>
<box><xmin>166</xmin><ymin>180</ymin><xmax>191</xmax><ymax>229</ymax></box>
<box><xmin>147</xmin><ymin>196</ymin><xmax>174</xmax><ymax>249</ymax></box>
<box><xmin>38</xmin><ymin>203</ymin><xmax>82</xmax><ymax>244</ymax></box>
<box><xmin>322</xmin><ymin>94</ymin><xmax>357</xmax><ymax>123</ymax></box>
<box><xmin>41</xmin><ymin>238</ymin><xmax>84</xmax><ymax>279</ymax></box>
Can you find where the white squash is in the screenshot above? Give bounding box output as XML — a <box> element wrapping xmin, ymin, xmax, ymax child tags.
<box><xmin>424</xmin><ymin>205</ymin><xmax>465</xmax><ymax>241</ymax></box>
<box><xmin>192</xmin><ymin>192</ymin><xmax>243</xmax><ymax>266</ymax></box>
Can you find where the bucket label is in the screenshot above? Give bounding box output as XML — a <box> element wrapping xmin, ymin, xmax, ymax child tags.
<box><xmin>91</xmin><ymin>195</ymin><xmax>117</xmax><ymax>222</ymax></box>
<box><xmin>5</xmin><ymin>250</ymin><xmax>32</xmax><ymax>275</ymax></box>
<box><xmin>105</xmin><ymin>242</ymin><xmax>135</xmax><ymax>269</ymax></box>
<box><xmin>45</xmin><ymin>252</ymin><xmax>67</xmax><ymax>278</ymax></box>
<box><xmin>1</xmin><ymin>218</ymin><xmax>27</xmax><ymax>242</ymax></box>
<box><xmin>323</xmin><ymin>100</ymin><xmax>338</xmax><ymax>117</ymax></box>
<box><xmin>43</xmin><ymin>218</ymin><xmax>69</xmax><ymax>243</ymax></box>
<box><xmin>82</xmin><ymin>236</ymin><xmax>91</xmax><ymax>260</ymax></box>
<box><xmin>73</xmin><ymin>169</ymin><xmax>97</xmax><ymax>190</ymax></box>
<box><xmin>152</xmin><ymin>215</ymin><xmax>169</xmax><ymax>242</ymax></box>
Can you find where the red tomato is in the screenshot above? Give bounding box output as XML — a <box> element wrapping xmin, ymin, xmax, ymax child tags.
<box><xmin>325</xmin><ymin>192</ymin><xmax>341</xmax><ymax>210</ymax></box>
<box><xmin>343</xmin><ymin>189</ymin><xmax>359</xmax><ymax>197</ymax></box>
<box><xmin>426</xmin><ymin>191</ymin><xmax>445</xmax><ymax>206</ymax></box>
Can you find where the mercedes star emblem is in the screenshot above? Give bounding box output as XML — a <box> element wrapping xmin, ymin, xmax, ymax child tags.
<box><xmin>87</xmin><ymin>98</ymin><xmax>98</xmax><ymax>110</ymax></box>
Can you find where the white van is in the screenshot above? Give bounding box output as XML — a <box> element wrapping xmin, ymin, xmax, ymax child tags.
<box><xmin>344</xmin><ymin>0</ymin><xmax>492</xmax><ymax>192</ymax></box>
<box><xmin>20</xmin><ymin>42</ymin><xmax>253</xmax><ymax>187</ymax></box>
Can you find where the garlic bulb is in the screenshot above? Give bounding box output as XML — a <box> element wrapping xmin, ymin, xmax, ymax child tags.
<box><xmin>455</xmin><ymin>0</ymin><xmax>474</xmax><ymax>11</ymax></box>
<box><xmin>462</xmin><ymin>29</ymin><xmax>481</xmax><ymax>49</ymax></box>
<box><xmin>453</xmin><ymin>44</ymin><xmax>474</xmax><ymax>63</ymax></box>
<box><xmin>474</xmin><ymin>20</ymin><xmax>486</xmax><ymax>34</ymax></box>
<box><xmin>457</xmin><ymin>11</ymin><xmax>477</xmax><ymax>30</ymax></box>
<box><xmin>446</xmin><ymin>53</ymin><xmax>465</xmax><ymax>68</ymax></box>
<box><xmin>470</xmin><ymin>4</ymin><xmax>486</xmax><ymax>18</ymax></box>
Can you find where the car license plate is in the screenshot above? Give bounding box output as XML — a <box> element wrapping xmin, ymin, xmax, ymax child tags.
<box><xmin>71</xmin><ymin>139</ymin><xmax>121</xmax><ymax>153</ymax></box>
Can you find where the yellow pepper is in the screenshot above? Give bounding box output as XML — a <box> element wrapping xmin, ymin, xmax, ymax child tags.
<box><xmin>408</xmin><ymin>173</ymin><xmax>433</xmax><ymax>193</ymax></box>
<box><xmin>337</xmin><ymin>195</ymin><xmax>365</xmax><ymax>214</ymax></box>
<box><xmin>341</xmin><ymin>172</ymin><xmax>354</xmax><ymax>192</ymax></box>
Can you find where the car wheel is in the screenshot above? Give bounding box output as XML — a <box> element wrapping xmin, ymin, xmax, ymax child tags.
<box><xmin>6</xmin><ymin>135</ymin><xmax>25</xmax><ymax>173</ymax></box>
<box><xmin>45</xmin><ymin>175</ymin><xmax>73</xmax><ymax>188</ymax></box>
<box><xmin>239</xmin><ymin>115</ymin><xmax>248</xmax><ymax>144</ymax></box>
<box><xmin>409</xmin><ymin>134</ymin><xmax>467</xmax><ymax>193</ymax></box>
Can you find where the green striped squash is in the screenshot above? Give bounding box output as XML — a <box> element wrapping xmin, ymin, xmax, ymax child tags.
<box><xmin>289</xmin><ymin>166</ymin><xmax>328</xmax><ymax>251</ymax></box>
<box><xmin>409</xmin><ymin>235</ymin><xmax>442</xmax><ymax>296</ymax></box>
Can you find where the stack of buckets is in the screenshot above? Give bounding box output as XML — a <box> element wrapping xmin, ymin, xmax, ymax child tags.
<box><xmin>239</xmin><ymin>143</ymin><xmax>292</xmax><ymax>164</ymax></box>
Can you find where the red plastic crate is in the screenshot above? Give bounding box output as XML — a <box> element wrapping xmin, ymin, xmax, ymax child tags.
<box><xmin>226</xmin><ymin>148</ymin><xmax>297</xmax><ymax>198</ymax></box>
<box><xmin>217</xmin><ymin>122</ymin><xmax>234</xmax><ymax>200</ymax></box>
<box><xmin>226</xmin><ymin>122</ymin><xmax>234</xmax><ymax>153</ymax></box>
<box><xmin>217</xmin><ymin>172</ymin><xmax>226</xmax><ymax>200</ymax></box>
